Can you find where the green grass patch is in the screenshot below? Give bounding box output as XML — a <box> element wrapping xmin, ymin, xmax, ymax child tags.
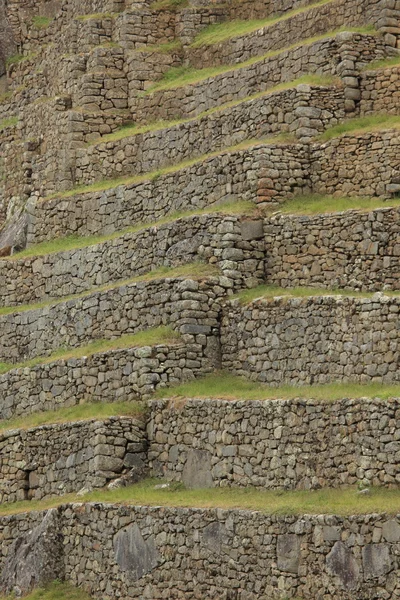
<box><xmin>364</xmin><ymin>54</ymin><xmax>400</xmax><ymax>71</ymax></box>
<box><xmin>12</xmin><ymin>199</ymin><xmax>255</xmax><ymax>260</ymax></box>
<box><xmin>6</xmin><ymin>54</ymin><xmax>25</xmax><ymax>66</ymax></box>
<box><xmin>191</xmin><ymin>0</ymin><xmax>335</xmax><ymax>47</ymax></box>
<box><xmin>232</xmin><ymin>284</ymin><xmax>400</xmax><ymax>304</ymax></box>
<box><xmin>0</xmin><ymin>581</ymin><xmax>92</xmax><ymax>600</ymax></box>
<box><xmin>0</xmin><ymin>478</ymin><xmax>400</xmax><ymax>517</ymax></box>
<box><xmin>44</xmin><ymin>137</ymin><xmax>288</xmax><ymax>200</ymax></box>
<box><xmin>151</xmin><ymin>0</ymin><xmax>189</xmax><ymax>11</ymax></box>
<box><xmin>0</xmin><ymin>400</ymin><xmax>145</xmax><ymax>433</ymax></box>
<box><xmin>32</xmin><ymin>15</ymin><xmax>52</xmax><ymax>28</ymax></box>
<box><xmin>319</xmin><ymin>114</ymin><xmax>400</xmax><ymax>141</ymax></box>
<box><xmin>0</xmin><ymin>117</ymin><xmax>18</xmax><ymax>132</ymax></box>
<box><xmin>0</xmin><ymin>262</ymin><xmax>218</xmax><ymax>318</ymax></box>
<box><xmin>142</xmin><ymin>40</ymin><xmax>182</xmax><ymax>54</ymax></box>
<box><xmin>145</xmin><ymin>27</ymin><xmax>376</xmax><ymax>94</ymax></box>
<box><xmin>0</xmin><ymin>326</ymin><xmax>180</xmax><ymax>375</ymax></box>
<box><xmin>0</xmin><ymin>91</ymin><xmax>12</xmax><ymax>104</ymax></box>
<box><xmin>154</xmin><ymin>371</ymin><xmax>400</xmax><ymax>402</ymax></box>
<box><xmin>76</xmin><ymin>12</ymin><xmax>116</xmax><ymax>21</ymax></box>
<box><xmin>277</xmin><ymin>193</ymin><xmax>400</xmax><ymax>215</ymax></box>
<box><xmin>97</xmin><ymin>74</ymin><xmax>336</xmax><ymax>144</ymax></box>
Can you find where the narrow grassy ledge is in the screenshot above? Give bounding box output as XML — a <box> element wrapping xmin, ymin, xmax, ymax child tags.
<box><xmin>151</xmin><ymin>0</ymin><xmax>188</xmax><ymax>10</ymax></box>
<box><xmin>44</xmin><ymin>136</ymin><xmax>291</xmax><ymax>201</ymax></box>
<box><xmin>32</xmin><ymin>15</ymin><xmax>52</xmax><ymax>28</ymax></box>
<box><xmin>11</xmin><ymin>199</ymin><xmax>255</xmax><ymax>260</ymax></box>
<box><xmin>0</xmin><ymin>326</ymin><xmax>179</xmax><ymax>375</ymax></box>
<box><xmin>232</xmin><ymin>284</ymin><xmax>400</xmax><ymax>304</ymax></box>
<box><xmin>363</xmin><ymin>55</ymin><xmax>400</xmax><ymax>71</ymax></box>
<box><xmin>145</xmin><ymin>26</ymin><xmax>376</xmax><ymax>94</ymax></box>
<box><xmin>154</xmin><ymin>372</ymin><xmax>400</xmax><ymax>402</ymax></box>
<box><xmin>0</xmin><ymin>479</ymin><xmax>400</xmax><ymax>517</ymax></box>
<box><xmin>75</xmin><ymin>12</ymin><xmax>116</xmax><ymax>21</ymax></box>
<box><xmin>191</xmin><ymin>0</ymin><xmax>339</xmax><ymax>47</ymax></box>
<box><xmin>0</xmin><ymin>400</ymin><xmax>145</xmax><ymax>433</ymax></box>
<box><xmin>276</xmin><ymin>194</ymin><xmax>400</xmax><ymax>215</ymax></box>
<box><xmin>0</xmin><ymin>262</ymin><xmax>218</xmax><ymax>317</ymax></box>
<box><xmin>0</xmin><ymin>581</ymin><xmax>92</xmax><ymax>600</ymax></box>
<box><xmin>319</xmin><ymin>114</ymin><xmax>400</xmax><ymax>141</ymax></box>
<box><xmin>97</xmin><ymin>74</ymin><xmax>336</xmax><ymax>144</ymax></box>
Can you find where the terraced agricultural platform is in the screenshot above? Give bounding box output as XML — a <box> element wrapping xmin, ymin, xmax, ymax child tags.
<box><xmin>0</xmin><ymin>0</ymin><xmax>400</xmax><ymax>598</ymax></box>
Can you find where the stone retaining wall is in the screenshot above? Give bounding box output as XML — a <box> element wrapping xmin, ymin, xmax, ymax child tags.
<box><xmin>310</xmin><ymin>130</ymin><xmax>400</xmax><ymax>197</ymax></box>
<box><xmin>264</xmin><ymin>206</ymin><xmax>400</xmax><ymax>291</ymax></box>
<box><xmin>0</xmin><ymin>417</ymin><xmax>146</xmax><ymax>503</ymax></box>
<box><xmin>0</xmin><ymin>276</ymin><xmax>221</xmax><ymax>363</ymax></box>
<box><xmin>360</xmin><ymin>65</ymin><xmax>400</xmax><ymax>116</ymax></box>
<box><xmin>1</xmin><ymin>505</ymin><xmax>400</xmax><ymax>599</ymax></box>
<box><xmin>0</xmin><ymin>342</ymin><xmax>214</xmax><ymax>421</ymax></box>
<box><xmin>2</xmin><ymin>214</ymin><xmax>266</xmax><ymax>306</ymax></box>
<box><xmin>73</xmin><ymin>85</ymin><xmax>344</xmax><ymax>187</ymax></box>
<box><xmin>28</xmin><ymin>142</ymin><xmax>309</xmax><ymax>241</ymax></box>
<box><xmin>148</xmin><ymin>397</ymin><xmax>400</xmax><ymax>489</ymax></box>
<box><xmin>133</xmin><ymin>33</ymin><xmax>391</xmax><ymax>123</ymax></box>
<box><xmin>221</xmin><ymin>294</ymin><xmax>400</xmax><ymax>384</ymax></box>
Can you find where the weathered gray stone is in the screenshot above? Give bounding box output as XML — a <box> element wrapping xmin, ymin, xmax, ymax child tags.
<box><xmin>277</xmin><ymin>534</ymin><xmax>301</xmax><ymax>574</ymax></box>
<box><xmin>326</xmin><ymin>541</ymin><xmax>360</xmax><ymax>590</ymax></box>
<box><xmin>362</xmin><ymin>544</ymin><xmax>392</xmax><ymax>579</ymax></box>
<box><xmin>382</xmin><ymin>520</ymin><xmax>400</xmax><ymax>543</ymax></box>
<box><xmin>182</xmin><ymin>449</ymin><xmax>213</xmax><ymax>489</ymax></box>
<box><xmin>114</xmin><ymin>523</ymin><xmax>160</xmax><ymax>581</ymax></box>
<box><xmin>0</xmin><ymin>509</ymin><xmax>63</xmax><ymax>596</ymax></box>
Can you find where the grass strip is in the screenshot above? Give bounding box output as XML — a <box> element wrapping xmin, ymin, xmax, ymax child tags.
<box><xmin>0</xmin><ymin>262</ymin><xmax>218</xmax><ymax>317</ymax></box>
<box><xmin>98</xmin><ymin>74</ymin><xmax>335</xmax><ymax>143</ymax></box>
<box><xmin>0</xmin><ymin>400</ymin><xmax>146</xmax><ymax>433</ymax></box>
<box><xmin>319</xmin><ymin>114</ymin><xmax>400</xmax><ymax>141</ymax></box>
<box><xmin>232</xmin><ymin>284</ymin><xmax>400</xmax><ymax>304</ymax></box>
<box><xmin>363</xmin><ymin>55</ymin><xmax>400</xmax><ymax>71</ymax></box>
<box><xmin>11</xmin><ymin>199</ymin><xmax>255</xmax><ymax>260</ymax></box>
<box><xmin>43</xmin><ymin>136</ymin><xmax>290</xmax><ymax>201</ymax></box>
<box><xmin>0</xmin><ymin>581</ymin><xmax>92</xmax><ymax>600</ymax></box>
<box><xmin>0</xmin><ymin>117</ymin><xmax>18</xmax><ymax>131</ymax></box>
<box><xmin>154</xmin><ymin>371</ymin><xmax>400</xmax><ymax>402</ymax></box>
<box><xmin>191</xmin><ymin>0</ymin><xmax>335</xmax><ymax>47</ymax></box>
<box><xmin>0</xmin><ymin>326</ymin><xmax>180</xmax><ymax>375</ymax></box>
<box><xmin>0</xmin><ymin>479</ymin><xmax>399</xmax><ymax>517</ymax></box>
<box><xmin>276</xmin><ymin>193</ymin><xmax>400</xmax><ymax>215</ymax></box>
<box><xmin>145</xmin><ymin>26</ymin><xmax>376</xmax><ymax>94</ymax></box>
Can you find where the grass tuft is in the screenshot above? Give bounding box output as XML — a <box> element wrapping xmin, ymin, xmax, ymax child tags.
<box><xmin>0</xmin><ymin>117</ymin><xmax>18</xmax><ymax>132</ymax></box>
<box><xmin>364</xmin><ymin>54</ymin><xmax>400</xmax><ymax>71</ymax></box>
<box><xmin>0</xmin><ymin>581</ymin><xmax>92</xmax><ymax>600</ymax></box>
<box><xmin>32</xmin><ymin>15</ymin><xmax>52</xmax><ymax>28</ymax></box>
<box><xmin>319</xmin><ymin>114</ymin><xmax>400</xmax><ymax>141</ymax></box>
<box><xmin>6</xmin><ymin>54</ymin><xmax>25</xmax><ymax>66</ymax></box>
<box><xmin>0</xmin><ymin>325</ymin><xmax>180</xmax><ymax>375</ymax></box>
<box><xmin>154</xmin><ymin>371</ymin><xmax>400</xmax><ymax>402</ymax></box>
<box><xmin>151</xmin><ymin>0</ymin><xmax>188</xmax><ymax>11</ymax></box>
<box><xmin>277</xmin><ymin>194</ymin><xmax>400</xmax><ymax>215</ymax></box>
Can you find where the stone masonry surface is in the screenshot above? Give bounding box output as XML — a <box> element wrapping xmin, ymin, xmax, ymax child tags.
<box><xmin>148</xmin><ymin>397</ymin><xmax>400</xmax><ymax>490</ymax></box>
<box><xmin>1</xmin><ymin>505</ymin><xmax>400</xmax><ymax>599</ymax></box>
<box><xmin>221</xmin><ymin>294</ymin><xmax>400</xmax><ymax>385</ymax></box>
<box><xmin>0</xmin><ymin>417</ymin><xmax>146</xmax><ymax>503</ymax></box>
<box><xmin>0</xmin><ymin>277</ymin><xmax>221</xmax><ymax>363</ymax></box>
<box><xmin>0</xmin><ymin>342</ymin><xmax>214</xmax><ymax>422</ymax></box>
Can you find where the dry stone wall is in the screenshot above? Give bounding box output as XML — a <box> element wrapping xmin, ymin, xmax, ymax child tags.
<box><xmin>148</xmin><ymin>397</ymin><xmax>400</xmax><ymax>489</ymax></box>
<box><xmin>0</xmin><ymin>342</ymin><xmax>214</xmax><ymax>422</ymax></box>
<box><xmin>133</xmin><ymin>33</ymin><xmax>392</xmax><ymax>123</ymax></box>
<box><xmin>221</xmin><ymin>294</ymin><xmax>400</xmax><ymax>385</ymax></box>
<box><xmin>0</xmin><ymin>417</ymin><xmax>146</xmax><ymax>503</ymax></box>
<box><xmin>0</xmin><ymin>277</ymin><xmax>221</xmax><ymax>363</ymax></box>
<box><xmin>264</xmin><ymin>206</ymin><xmax>400</xmax><ymax>292</ymax></box>
<box><xmin>1</xmin><ymin>214</ymin><xmax>266</xmax><ymax>306</ymax></box>
<box><xmin>1</xmin><ymin>505</ymin><xmax>400</xmax><ymax>600</ymax></box>
<box><xmin>360</xmin><ymin>65</ymin><xmax>400</xmax><ymax>116</ymax></box>
<box><xmin>73</xmin><ymin>85</ymin><xmax>344</xmax><ymax>187</ymax></box>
